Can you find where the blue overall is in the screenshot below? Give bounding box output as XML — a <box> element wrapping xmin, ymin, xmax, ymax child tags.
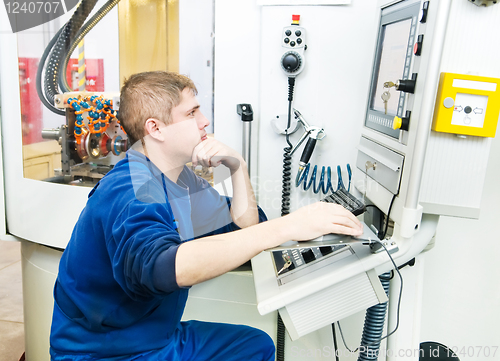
<box><xmin>50</xmin><ymin>150</ymin><xmax>273</xmax><ymax>360</ymax></box>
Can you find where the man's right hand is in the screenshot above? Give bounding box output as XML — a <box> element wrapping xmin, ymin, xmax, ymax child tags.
<box><xmin>282</xmin><ymin>202</ymin><xmax>363</xmax><ymax>241</ymax></box>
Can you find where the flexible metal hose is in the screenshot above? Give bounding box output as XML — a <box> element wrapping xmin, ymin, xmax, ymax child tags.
<box><xmin>36</xmin><ymin>25</ymin><xmax>67</xmax><ymax>115</ymax></box>
<box><xmin>358</xmin><ymin>272</ymin><xmax>391</xmax><ymax>361</ymax></box>
<box><xmin>43</xmin><ymin>0</ymin><xmax>98</xmax><ymax>105</ymax></box>
<box><xmin>59</xmin><ymin>0</ymin><xmax>121</xmax><ymax>92</ymax></box>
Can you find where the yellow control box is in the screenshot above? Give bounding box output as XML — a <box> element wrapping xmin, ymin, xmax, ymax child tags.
<box><xmin>432</xmin><ymin>72</ymin><xmax>500</xmax><ymax>137</ymax></box>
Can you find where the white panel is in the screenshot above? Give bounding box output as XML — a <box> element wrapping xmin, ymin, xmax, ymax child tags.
<box><xmin>420</xmin><ymin>132</ymin><xmax>491</xmax><ymax>215</ymax></box>
<box><xmin>439</xmin><ymin>0</ymin><xmax>500</xmax><ymax>78</ymax></box>
<box><xmin>452</xmin><ymin>78</ymin><xmax>497</xmax><ymax>92</ymax></box>
<box><xmin>420</xmin><ymin>0</ymin><xmax>500</xmax><ymax>219</ymax></box>
<box><xmin>21</xmin><ymin>242</ymin><xmax>62</xmax><ymax>361</ymax></box>
<box><xmin>258</xmin><ymin>0</ymin><xmax>351</xmax><ymax>4</ymax></box>
<box><xmin>281</xmin><ymin>272</ymin><xmax>379</xmax><ymax>340</ymax></box>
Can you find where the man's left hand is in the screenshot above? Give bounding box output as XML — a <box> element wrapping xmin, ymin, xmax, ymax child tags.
<box><xmin>191</xmin><ymin>138</ymin><xmax>244</xmax><ymax>172</ymax></box>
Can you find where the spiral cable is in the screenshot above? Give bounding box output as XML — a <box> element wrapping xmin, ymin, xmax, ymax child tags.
<box><xmin>358</xmin><ymin>272</ymin><xmax>391</xmax><ymax>361</ymax></box>
<box><xmin>296</xmin><ymin>163</ymin><xmax>335</xmax><ymax>195</ymax></box>
<box><xmin>277</xmin><ymin>76</ymin><xmax>296</xmax><ymax>361</ymax></box>
<box><xmin>281</xmin><ymin>147</ymin><xmax>292</xmax><ymax>216</ymax></box>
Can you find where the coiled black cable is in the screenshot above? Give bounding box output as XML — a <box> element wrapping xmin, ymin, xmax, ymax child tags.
<box><xmin>59</xmin><ymin>0</ymin><xmax>121</xmax><ymax>92</ymax></box>
<box><xmin>280</xmin><ymin>77</ymin><xmax>295</xmax><ymax>217</ymax></box>
<box><xmin>277</xmin><ymin>76</ymin><xmax>296</xmax><ymax>361</ymax></box>
<box><xmin>43</xmin><ymin>0</ymin><xmax>98</xmax><ymax>106</ymax></box>
<box><xmin>281</xmin><ymin>148</ymin><xmax>292</xmax><ymax>216</ymax></box>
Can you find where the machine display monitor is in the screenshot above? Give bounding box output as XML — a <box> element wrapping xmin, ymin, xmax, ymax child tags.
<box><xmin>365</xmin><ymin>1</ymin><xmax>420</xmax><ymax>140</ymax></box>
<box><xmin>371</xmin><ymin>19</ymin><xmax>412</xmax><ymax>115</ymax></box>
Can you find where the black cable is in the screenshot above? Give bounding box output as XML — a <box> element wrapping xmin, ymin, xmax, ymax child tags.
<box><xmin>285</xmin><ymin>77</ymin><xmax>295</xmax><ymax>148</ymax></box>
<box><xmin>59</xmin><ymin>0</ymin><xmax>121</xmax><ymax>92</ymax></box>
<box><xmin>280</xmin><ymin>78</ymin><xmax>295</xmax><ymax>217</ymax></box>
<box><xmin>36</xmin><ymin>24</ymin><xmax>67</xmax><ymax>115</ymax></box>
<box><xmin>44</xmin><ymin>0</ymin><xmax>98</xmax><ymax>105</ymax></box>
<box><xmin>276</xmin><ymin>314</ymin><xmax>286</xmax><ymax>361</ymax></box>
<box><xmin>380</xmin><ymin>194</ymin><xmax>397</xmax><ymax>240</ymax></box>
<box><xmin>277</xmin><ymin>76</ymin><xmax>296</xmax><ymax>361</ymax></box>
<box><xmin>332</xmin><ymin>323</ymin><xmax>340</xmax><ymax>361</ymax></box>
<box><xmin>336</xmin><ymin>239</ymin><xmax>404</xmax><ymax>352</ymax></box>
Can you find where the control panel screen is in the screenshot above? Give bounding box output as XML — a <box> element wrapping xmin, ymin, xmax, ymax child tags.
<box><xmin>371</xmin><ymin>19</ymin><xmax>412</xmax><ymax>115</ymax></box>
<box><xmin>364</xmin><ymin>0</ymin><xmax>420</xmax><ymax>140</ymax></box>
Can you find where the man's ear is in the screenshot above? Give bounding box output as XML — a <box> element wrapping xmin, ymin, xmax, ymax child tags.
<box><xmin>144</xmin><ymin>118</ymin><xmax>165</xmax><ymax>141</ymax></box>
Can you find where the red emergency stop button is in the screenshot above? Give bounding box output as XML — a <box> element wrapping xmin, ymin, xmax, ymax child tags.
<box><xmin>414</xmin><ymin>34</ymin><xmax>424</xmax><ymax>56</ymax></box>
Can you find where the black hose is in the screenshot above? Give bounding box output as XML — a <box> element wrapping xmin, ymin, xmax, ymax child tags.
<box><xmin>358</xmin><ymin>272</ymin><xmax>391</xmax><ymax>361</ymax></box>
<box><xmin>276</xmin><ymin>314</ymin><xmax>286</xmax><ymax>361</ymax></box>
<box><xmin>43</xmin><ymin>0</ymin><xmax>98</xmax><ymax>105</ymax></box>
<box><xmin>36</xmin><ymin>25</ymin><xmax>67</xmax><ymax>115</ymax></box>
<box><xmin>59</xmin><ymin>0</ymin><xmax>121</xmax><ymax>92</ymax></box>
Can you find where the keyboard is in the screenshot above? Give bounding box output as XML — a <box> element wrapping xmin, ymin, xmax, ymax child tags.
<box><xmin>322</xmin><ymin>187</ymin><xmax>366</xmax><ymax>216</ymax></box>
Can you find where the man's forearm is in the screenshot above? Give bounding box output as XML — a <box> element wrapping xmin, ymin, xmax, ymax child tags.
<box><xmin>229</xmin><ymin>159</ymin><xmax>259</xmax><ymax>228</ymax></box>
<box><xmin>175</xmin><ymin>216</ymin><xmax>289</xmax><ymax>287</ymax></box>
<box><xmin>175</xmin><ymin>201</ymin><xmax>364</xmax><ymax>288</ymax></box>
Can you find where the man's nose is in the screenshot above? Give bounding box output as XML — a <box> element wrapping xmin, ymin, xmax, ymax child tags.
<box><xmin>198</xmin><ymin>113</ymin><xmax>210</xmax><ymax>129</ymax></box>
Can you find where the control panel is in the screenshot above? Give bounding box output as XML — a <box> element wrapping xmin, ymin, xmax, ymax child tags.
<box><xmin>272</xmin><ymin>244</ymin><xmax>351</xmax><ymax>286</ymax></box>
<box><xmin>280</xmin><ymin>15</ymin><xmax>307</xmax><ymax>77</ymax></box>
<box><xmin>365</xmin><ymin>0</ymin><xmax>429</xmax><ymax>143</ymax></box>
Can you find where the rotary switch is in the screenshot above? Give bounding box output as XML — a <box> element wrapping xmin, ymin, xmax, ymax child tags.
<box><xmin>281</xmin><ymin>51</ymin><xmax>302</xmax><ymax>73</ymax></box>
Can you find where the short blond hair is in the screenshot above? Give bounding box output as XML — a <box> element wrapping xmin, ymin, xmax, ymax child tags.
<box><xmin>118</xmin><ymin>71</ymin><xmax>198</xmax><ymax>145</ymax></box>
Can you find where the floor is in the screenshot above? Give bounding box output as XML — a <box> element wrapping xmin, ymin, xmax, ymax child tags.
<box><xmin>0</xmin><ymin>240</ymin><xmax>25</xmax><ymax>361</ymax></box>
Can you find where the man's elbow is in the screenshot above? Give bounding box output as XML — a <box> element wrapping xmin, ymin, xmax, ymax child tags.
<box><xmin>233</xmin><ymin>213</ymin><xmax>259</xmax><ymax>229</ymax></box>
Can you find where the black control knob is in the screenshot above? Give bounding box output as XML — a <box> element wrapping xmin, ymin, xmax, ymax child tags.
<box><xmin>297</xmin><ymin>38</ymin><xmax>302</xmax><ymax>44</ymax></box>
<box><xmin>284</xmin><ymin>37</ymin><xmax>290</xmax><ymax>44</ymax></box>
<box><xmin>396</xmin><ymin>79</ymin><xmax>416</xmax><ymax>94</ymax></box>
<box><xmin>285</xmin><ymin>29</ymin><xmax>291</xmax><ymax>36</ymax></box>
<box><xmin>290</xmin><ymin>41</ymin><xmax>296</xmax><ymax>47</ymax></box>
<box><xmin>282</xmin><ymin>52</ymin><xmax>301</xmax><ymax>72</ymax></box>
<box><xmin>295</xmin><ymin>30</ymin><xmax>302</xmax><ymax>36</ymax></box>
<box><xmin>464</xmin><ymin>106</ymin><xmax>472</xmax><ymax>114</ymax></box>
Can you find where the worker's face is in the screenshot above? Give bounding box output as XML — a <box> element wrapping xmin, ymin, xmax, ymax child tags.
<box><xmin>161</xmin><ymin>88</ymin><xmax>210</xmax><ymax>163</ymax></box>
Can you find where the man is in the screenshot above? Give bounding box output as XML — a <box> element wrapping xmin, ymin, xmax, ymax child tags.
<box><xmin>50</xmin><ymin>71</ymin><xmax>363</xmax><ymax>360</ymax></box>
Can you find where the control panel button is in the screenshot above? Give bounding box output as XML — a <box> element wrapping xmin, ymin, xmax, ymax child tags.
<box><xmin>414</xmin><ymin>34</ymin><xmax>424</xmax><ymax>56</ymax></box>
<box><xmin>295</xmin><ymin>30</ymin><xmax>302</xmax><ymax>36</ymax></box>
<box><xmin>301</xmin><ymin>249</ymin><xmax>316</xmax><ymax>264</ymax></box>
<box><xmin>392</xmin><ymin>111</ymin><xmax>411</xmax><ymax>131</ymax></box>
<box><xmin>443</xmin><ymin>97</ymin><xmax>455</xmax><ymax>108</ymax></box>
<box><xmin>285</xmin><ymin>30</ymin><xmax>291</xmax><ymax>36</ymax></box>
<box><xmin>297</xmin><ymin>38</ymin><xmax>302</xmax><ymax>44</ymax></box>
<box><xmin>319</xmin><ymin>246</ymin><xmax>333</xmax><ymax>256</ymax></box>
<box><xmin>284</xmin><ymin>38</ymin><xmax>290</xmax><ymax>44</ymax></box>
<box><xmin>290</xmin><ymin>41</ymin><xmax>296</xmax><ymax>47</ymax></box>
<box><xmin>464</xmin><ymin>106</ymin><xmax>472</xmax><ymax>114</ymax></box>
<box><xmin>420</xmin><ymin>1</ymin><xmax>429</xmax><ymax>23</ymax></box>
